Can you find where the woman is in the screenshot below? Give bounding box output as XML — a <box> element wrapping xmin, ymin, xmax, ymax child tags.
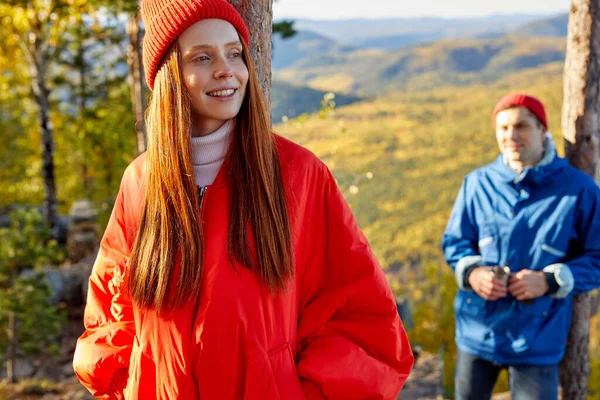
<box><xmin>73</xmin><ymin>0</ymin><xmax>413</xmax><ymax>398</ymax></box>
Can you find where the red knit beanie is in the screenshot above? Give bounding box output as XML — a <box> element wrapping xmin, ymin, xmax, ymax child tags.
<box><xmin>492</xmin><ymin>93</ymin><xmax>548</xmax><ymax>129</ymax></box>
<box><xmin>140</xmin><ymin>0</ymin><xmax>250</xmax><ymax>90</ymax></box>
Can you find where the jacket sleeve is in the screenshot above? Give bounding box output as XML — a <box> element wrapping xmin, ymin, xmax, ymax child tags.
<box><xmin>295</xmin><ymin>166</ymin><xmax>414</xmax><ymax>400</ymax></box>
<box><xmin>73</xmin><ymin>168</ymin><xmax>137</xmax><ymax>399</ymax></box>
<box><xmin>441</xmin><ymin>177</ymin><xmax>482</xmax><ymax>289</ymax></box>
<box><xmin>557</xmin><ymin>182</ymin><xmax>600</xmax><ymax>296</ymax></box>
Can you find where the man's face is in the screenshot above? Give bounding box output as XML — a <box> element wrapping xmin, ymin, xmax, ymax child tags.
<box><xmin>495</xmin><ymin>107</ymin><xmax>545</xmax><ymax>169</ymax></box>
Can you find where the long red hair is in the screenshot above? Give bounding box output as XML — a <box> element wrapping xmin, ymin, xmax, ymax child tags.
<box><xmin>127</xmin><ymin>39</ymin><xmax>293</xmax><ymax>313</ymax></box>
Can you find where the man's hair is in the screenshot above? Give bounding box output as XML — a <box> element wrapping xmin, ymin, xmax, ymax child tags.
<box><xmin>498</xmin><ymin>105</ymin><xmax>544</xmax><ymax>130</ymax></box>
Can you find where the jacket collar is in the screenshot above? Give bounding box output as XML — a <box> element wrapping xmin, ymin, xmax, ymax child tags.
<box><xmin>493</xmin><ymin>134</ymin><xmax>565</xmax><ymax>186</ymax></box>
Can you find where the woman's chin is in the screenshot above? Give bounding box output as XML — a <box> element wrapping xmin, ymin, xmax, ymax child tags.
<box><xmin>204</xmin><ymin>108</ymin><xmax>242</xmax><ymax>122</ymax></box>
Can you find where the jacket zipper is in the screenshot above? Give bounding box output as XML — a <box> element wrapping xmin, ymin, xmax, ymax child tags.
<box><xmin>198</xmin><ymin>186</ymin><xmax>207</xmax><ymax>214</ymax></box>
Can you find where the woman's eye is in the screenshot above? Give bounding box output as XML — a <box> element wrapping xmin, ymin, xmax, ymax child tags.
<box><xmin>193</xmin><ymin>55</ymin><xmax>210</xmax><ymax>62</ymax></box>
<box><xmin>230</xmin><ymin>51</ymin><xmax>242</xmax><ymax>59</ymax></box>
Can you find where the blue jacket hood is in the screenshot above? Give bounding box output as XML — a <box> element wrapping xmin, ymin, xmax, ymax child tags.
<box><xmin>489</xmin><ymin>134</ymin><xmax>568</xmax><ymax>186</ymax></box>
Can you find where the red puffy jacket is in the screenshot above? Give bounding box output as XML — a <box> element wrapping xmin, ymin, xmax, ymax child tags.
<box><xmin>73</xmin><ymin>136</ymin><xmax>414</xmax><ymax>399</ymax></box>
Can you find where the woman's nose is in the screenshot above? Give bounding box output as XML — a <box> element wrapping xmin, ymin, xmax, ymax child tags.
<box><xmin>214</xmin><ymin>59</ymin><xmax>234</xmax><ymax>79</ymax></box>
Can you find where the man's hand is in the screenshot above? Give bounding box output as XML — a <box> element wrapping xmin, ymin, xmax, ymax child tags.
<box><xmin>508</xmin><ymin>270</ymin><xmax>549</xmax><ymax>301</ymax></box>
<box><xmin>468</xmin><ymin>266</ymin><xmax>508</xmax><ymax>300</ymax></box>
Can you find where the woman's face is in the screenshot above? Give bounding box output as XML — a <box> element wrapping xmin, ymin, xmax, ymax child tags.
<box><xmin>178</xmin><ymin>19</ymin><xmax>249</xmax><ymax>136</ymax></box>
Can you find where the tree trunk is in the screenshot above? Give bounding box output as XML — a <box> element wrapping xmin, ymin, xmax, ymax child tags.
<box><xmin>560</xmin><ymin>293</ymin><xmax>591</xmax><ymax>399</ymax></box>
<box><xmin>26</xmin><ymin>25</ymin><xmax>58</xmax><ymax>235</ymax></box>
<box><xmin>126</xmin><ymin>13</ymin><xmax>147</xmax><ymax>154</ymax></box>
<box><xmin>34</xmin><ymin>79</ymin><xmax>58</xmax><ymax>234</ymax></box>
<box><xmin>560</xmin><ymin>0</ymin><xmax>600</xmax><ymax>398</ymax></box>
<box><xmin>227</xmin><ymin>0</ymin><xmax>273</xmax><ymax>110</ymax></box>
<box><xmin>76</xmin><ymin>15</ymin><xmax>92</xmax><ymax>197</ymax></box>
<box><xmin>6</xmin><ymin>311</ymin><xmax>16</xmax><ymax>383</ymax></box>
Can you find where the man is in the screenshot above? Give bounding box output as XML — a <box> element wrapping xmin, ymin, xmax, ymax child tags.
<box><xmin>442</xmin><ymin>93</ymin><xmax>600</xmax><ymax>400</ymax></box>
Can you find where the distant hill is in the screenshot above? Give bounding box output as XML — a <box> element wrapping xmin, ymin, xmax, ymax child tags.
<box><xmin>512</xmin><ymin>13</ymin><xmax>568</xmax><ymax>37</ymax></box>
<box><xmin>279</xmin><ymin>14</ymin><xmax>555</xmax><ymax>44</ymax></box>
<box><xmin>274</xmin><ymin>36</ymin><xmax>565</xmax><ymax>95</ymax></box>
<box><xmin>356</xmin><ymin>33</ymin><xmax>443</xmax><ymax>51</ymax></box>
<box><xmin>272</xmin><ymin>13</ymin><xmax>569</xmax><ymax>66</ymax></box>
<box><xmin>271</xmin><ymin>81</ymin><xmax>362</xmax><ymax>122</ymax></box>
<box><xmin>270</xmin><ymin>13</ymin><xmax>569</xmax><ymax>122</ymax></box>
<box><xmin>272</xmin><ymin>30</ymin><xmax>356</xmax><ymax>70</ymax></box>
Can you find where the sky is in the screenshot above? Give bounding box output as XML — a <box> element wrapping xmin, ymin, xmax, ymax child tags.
<box><xmin>273</xmin><ymin>0</ymin><xmax>569</xmax><ymax>20</ymax></box>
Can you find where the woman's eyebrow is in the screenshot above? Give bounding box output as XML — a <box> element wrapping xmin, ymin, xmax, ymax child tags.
<box><xmin>185</xmin><ymin>41</ymin><xmax>242</xmax><ymax>55</ymax></box>
<box><xmin>184</xmin><ymin>44</ymin><xmax>212</xmax><ymax>56</ymax></box>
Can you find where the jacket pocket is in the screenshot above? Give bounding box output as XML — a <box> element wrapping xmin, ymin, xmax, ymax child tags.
<box><xmin>535</xmin><ymin>241</ymin><xmax>568</xmax><ymax>271</ymax></box>
<box><xmin>540</xmin><ymin>242</ymin><xmax>566</xmax><ymax>265</ymax></box>
<box><xmin>268</xmin><ymin>343</ymin><xmax>305</xmax><ymax>400</ymax></box>
<box><xmin>517</xmin><ymin>296</ymin><xmax>559</xmax><ymax>317</ymax></box>
<box><xmin>540</xmin><ymin>243</ymin><xmax>566</xmax><ymax>258</ymax></box>
<box><xmin>454</xmin><ymin>290</ymin><xmax>491</xmax><ymax>345</ymax></box>
<box><xmin>510</xmin><ymin>297</ymin><xmax>566</xmax><ymax>357</ymax></box>
<box><xmin>455</xmin><ymin>290</ymin><xmax>486</xmax><ymax>316</ymax></box>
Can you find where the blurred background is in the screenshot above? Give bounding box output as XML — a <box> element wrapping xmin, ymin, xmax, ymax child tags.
<box><xmin>1</xmin><ymin>0</ymin><xmax>598</xmax><ymax>399</ymax></box>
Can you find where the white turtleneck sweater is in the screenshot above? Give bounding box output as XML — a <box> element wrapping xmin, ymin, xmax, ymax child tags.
<box><xmin>190</xmin><ymin>120</ymin><xmax>232</xmax><ymax>187</ymax></box>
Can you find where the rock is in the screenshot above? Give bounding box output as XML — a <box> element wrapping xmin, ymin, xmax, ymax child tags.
<box><xmin>68</xmin><ymin>200</ymin><xmax>97</xmax><ymax>224</ymax></box>
<box><xmin>19</xmin><ymin>267</ymin><xmax>91</xmax><ymax>307</ymax></box>
<box><xmin>19</xmin><ymin>269</ymin><xmax>65</xmax><ymax>305</ymax></box>
<box><xmin>67</xmin><ymin>200</ymin><xmax>99</xmax><ymax>263</ymax></box>
<box><xmin>66</xmin><ymin>223</ymin><xmax>98</xmax><ymax>264</ymax></box>
<box><xmin>46</xmin><ymin>270</ymin><xmax>66</xmax><ymax>305</ymax></box>
<box><xmin>60</xmin><ymin>269</ymin><xmax>90</xmax><ymax>307</ymax></box>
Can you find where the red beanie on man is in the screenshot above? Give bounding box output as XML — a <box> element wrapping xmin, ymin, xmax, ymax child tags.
<box><xmin>492</xmin><ymin>93</ymin><xmax>548</xmax><ymax>130</ymax></box>
<box><xmin>140</xmin><ymin>0</ymin><xmax>250</xmax><ymax>90</ymax></box>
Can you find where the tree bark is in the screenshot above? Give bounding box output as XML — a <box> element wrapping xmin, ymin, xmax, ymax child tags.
<box><xmin>76</xmin><ymin>14</ymin><xmax>92</xmax><ymax>196</ymax></box>
<box><xmin>560</xmin><ymin>293</ymin><xmax>591</xmax><ymax>400</ymax></box>
<box><xmin>23</xmin><ymin>17</ymin><xmax>58</xmax><ymax>235</ymax></box>
<box><xmin>126</xmin><ymin>13</ymin><xmax>147</xmax><ymax>154</ymax></box>
<box><xmin>6</xmin><ymin>311</ymin><xmax>16</xmax><ymax>383</ymax></box>
<box><xmin>227</xmin><ymin>0</ymin><xmax>273</xmax><ymax>110</ymax></box>
<box><xmin>33</xmin><ymin>69</ymin><xmax>58</xmax><ymax>235</ymax></box>
<box><xmin>560</xmin><ymin>0</ymin><xmax>600</xmax><ymax>398</ymax></box>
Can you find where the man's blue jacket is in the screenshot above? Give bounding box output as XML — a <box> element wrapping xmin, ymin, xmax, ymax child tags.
<box><xmin>442</xmin><ymin>140</ymin><xmax>600</xmax><ymax>365</ymax></box>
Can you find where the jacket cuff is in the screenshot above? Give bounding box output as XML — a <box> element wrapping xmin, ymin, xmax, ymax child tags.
<box><xmin>543</xmin><ymin>272</ymin><xmax>560</xmax><ymax>295</ymax></box>
<box><xmin>455</xmin><ymin>255</ymin><xmax>482</xmax><ymax>290</ymax></box>
<box><xmin>543</xmin><ymin>263</ymin><xmax>574</xmax><ymax>299</ymax></box>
